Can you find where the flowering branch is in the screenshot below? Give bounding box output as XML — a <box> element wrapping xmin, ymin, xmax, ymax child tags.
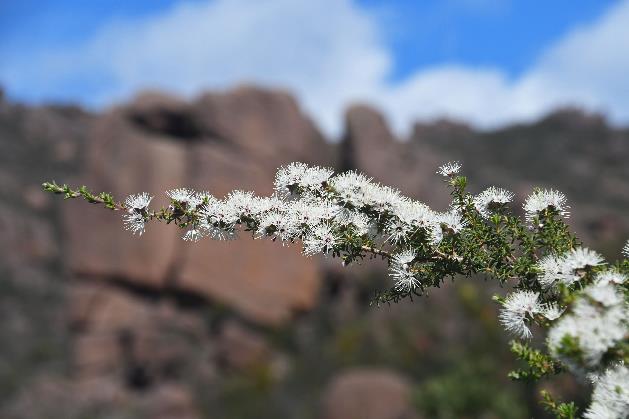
<box><xmin>44</xmin><ymin>161</ymin><xmax>628</xmax><ymax>418</ymax></box>
<box><xmin>43</xmin><ymin>181</ymin><xmax>124</xmax><ymax>211</ymax></box>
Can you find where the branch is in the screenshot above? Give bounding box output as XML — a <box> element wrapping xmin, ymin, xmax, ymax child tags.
<box><xmin>42</xmin><ymin>181</ymin><xmax>124</xmax><ymax>211</ymax></box>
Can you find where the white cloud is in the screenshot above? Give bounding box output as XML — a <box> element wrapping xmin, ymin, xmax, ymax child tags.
<box><xmin>523</xmin><ymin>0</ymin><xmax>629</xmax><ymax>122</ymax></box>
<box><xmin>1</xmin><ymin>0</ymin><xmax>628</xmax><ymax>137</ymax></box>
<box><xmin>0</xmin><ymin>0</ymin><xmax>391</xmax><ymax>136</ymax></box>
<box><xmin>380</xmin><ymin>0</ymin><xmax>629</xmax><ymax>133</ymax></box>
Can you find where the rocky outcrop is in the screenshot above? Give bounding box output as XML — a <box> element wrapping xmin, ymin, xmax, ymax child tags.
<box><xmin>59</xmin><ymin>88</ymin><xmax>331</xmax><ymax>325</ymax></box>
<box><xmin>177</xmin><ymin>140</ymin><xmax>321</xmax><ymax>324</ymax></box>
<box><xmin>321</xmin><ymin>369</ymin><xmax>417</xmax><ymax>419</ymax></box>
<box><xmin>69</xmin><ymin>283</ymin><xmax>209</xmax><ymax>382</ymax></box>
<box><xmin>62</xmin><ymin>108</ymin><xmax>188</xmax><ymax>287</ymax></box>
<box><xmin>193</xmin><ymin>86</ymin><xmax>328</xmax><ymax>166</ymax></box>
<box><xmin>341</xmin><ymin>105</ymin><xmax>452</xmax><ymax>209</ymax></box>
<box><xmin>341</xmin><ymin>105</ymin><xmax>397</xmax><ymax>173</ymax></box>
<box><xmin>0</xmin><ymin>87</ymin><xmax>331</xmax><ymax>417</ymax></box>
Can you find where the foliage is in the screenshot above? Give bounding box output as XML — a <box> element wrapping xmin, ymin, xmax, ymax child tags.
<box><xmin>413</xmin><ymin>357</ymin><xmax>528</xmax><ymax>419</ymax></box>
<box><xmin>541</xmin><ymin>390</ymin><xmax>580</xmax><ymax>419</ymax></box>
<box><xmin>508</xmin><ymin>340</ymin><xmax>564</xmax><ymax>381</ymax></box>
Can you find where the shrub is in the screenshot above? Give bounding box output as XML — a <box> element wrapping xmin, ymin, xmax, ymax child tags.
<box><xmin>44</xmin><ymin>161</ymin><xmax>629</xmax><ymax>418</ymax></box>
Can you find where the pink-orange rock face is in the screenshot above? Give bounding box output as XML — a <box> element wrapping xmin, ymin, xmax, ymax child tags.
<box><xmin>62</xmin><ymin>108</ymin><xmax>188</xmax><ymax>288</ymax></box>
<box><xmin>193</xmin><ymin>86</ymin><xmax>328</xmax><ymax>167</ymax></box>
<box><xmin>321</xmin><ymin>369</ymin><xmax>418</xmax><ymax>419</ymax></box>
<box><xmin>177</xmin><ymin>142</ymin><xmax>321</xmax><ymax>324</ymax></box>
<box><xmin>343</xmin><ymin>105</ymin><xmax>453</xmax><ymax>209</ymax></box>
<box><xmin>214</xmin><ymin>320</ymin><xmax>271</xmax><ymax>370</ymax></box>
<box><xmin>179</xmin><ymin>237</ymin><xmax>320</xmax><ymax>324</ymax></box>
<box><xmin>62</xmin><ymin>87</ymin><xmax>329</xmax><ymax>325</ymax></box>
<box><xmin>69</xmin><ymin>283</ymin><xmax>209</xmax><ymax>381</ymax></box>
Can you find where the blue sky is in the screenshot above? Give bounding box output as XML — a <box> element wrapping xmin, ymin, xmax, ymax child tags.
<box><xmin>357</xmin><ymin>0</ymin><xmax>617</xmax><ymax>79</ymax></box>
<box><xmin>1</xmin><ymin>0</ymin><xmax>627</xmax><ymax>136</ymax></box>
<box><xmin>1</xmin><ymin>0</ymin><xmax>615</xmax><ymax>78</ymax></box>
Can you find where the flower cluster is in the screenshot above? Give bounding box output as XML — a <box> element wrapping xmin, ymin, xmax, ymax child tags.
<box><xmin>124</xmin><ymin>192</ymin><xmax>152</xmax><ymax>210</ymax></box>
<box><xmin>389</xmin><ymin>249</ymin><xmax>419</xmax><ymax>291</ymax></box>
<box><xmin>547</xmin><ymin>281</ymin><xmax>627</xmax><ymax>373</ymax></box>
<box><xmin>144</xmin><ymin>164</ymin><xmax>476</xmax><ymax>281</ymax></box>
<box><xmin>524</xmin><ymin>189</ymin><xmax>570</xmax><ymax>224</ymax></box>
<box><xmin>122</xmin><ymin>192</ymin><xmax>153</xmax><ymax>235</ymax></box>
<box><xmin>436</xmin><ymin>161</ymin><xmax>462</xmax><ymax>177</ymax></box>
<box><xmin>498</xmin><ymin>291</ymin><xmax>563</xmax><ymax>339</ymax></box>
<box><xmin>595</xmin><ymin>270</ymin><xmax>628</xmax><ymax>286</ymax></box>
<box><xmin>473</xmin><ymin>186</ymin><xmax>514</xmax><ymax>219</ymax></box>
<box><xmin>584</xmin><ymin>363</ymin><xmax>629</xmax><ymax>419</ymax></box>
<box><xmin>274</xmin><ymin>162</ymin><xmax>334</xmax><ymax>198</ymax></box>
<box><xmin>535</xmin><ymin>248</ymin><xmax>605</xmax><ymax>288</ymax></box>
<box><xmin>44</xmin><ymin>161</ymin><xmax>629</xmax><ymax>419</ymax></box>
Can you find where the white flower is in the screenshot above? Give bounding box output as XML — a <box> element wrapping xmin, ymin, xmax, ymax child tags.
<box><xmin>541</xmin><ymin>303</ymin><xmax>564</xmax><ymax>321</ymax></box>
<box><xmin>389</xmin><ymin>249</ymin><xmax>419</xmax><ymax>291</ymax></box>
<box><xmin>274</xmin><ymin>162</ymin><xmax>333</xmax><ymax>197</ymax></box>
<box><xmin>595</xmin><ymin>270</ymin><xmax>627</xmax><ymax>286</ymax></box>
<box><xmin>536</xmin><ymin>254</ymin><xmax>564</xmax><ymax>287</ymax></box>
<box><xmin>194</xmin><ymin>191</ymin><xmax>215</xmax><ymax>209</ymax></box>
<box><xmin>166</xmin><ymin>188</ymin><xmax>202</xmax><ymax>207</ymax></box>
<box><xmin>523</xmin><ymin>189</ymin><xmax>570</xmax><ymax>224</ymax></box>
<box><xmin>124</xmin><ymin>192</ymin><xmax>152</xmax><ymax>211</ymax></box>
<box><xmin>498</xmin><ymin>291</ymin><xmax>542</xmax><ymax>339</ymax></box>
<box><xmin>196</xmin><ymin>197</ymin><xmax>241</xmax><ymax>240</ymax></box>
<box><xmin>199</xmin><ymin>221</ymin><xmax>236</xmax><ymax>241</ymax></box>
<box><xmin>123</xmin><ymin>193</ymin><xmax>153</xmax><ymax>236</ymax></box>
<box><xmin>548</xmin><ymin>296</ymin><xmax>627</xmax><ymax>370</ymax></box>
<box><xmin>335</xmin><ymin>210</ymin><xmax>372</xmax><ymax>236</ymax></box>
<box><xmin>584</xmin><ymin>403</ymin><xmax>619</xmax><ymax>419</ymax></box>
<box><xmin>436</xmin><ymin>161</ymin><xmax>461</xmax><ymax>177</ymax></box>
<box><xmin>584</xmin><ymin>363</ymin><xmax>629</xmax><ymax>419</ymax></box>
<box><xmin>385</xmin><ymin>217</ymin><xmax>412</xmax><ymax>244</ymax></box>
<box><xmin>429</xmin><ymin>226</ymin><xmax>444</xmax><ymax>246</ymax></box>
<box><xmin>274</xmin><ymin>162</ymin><xmax>306</xmax><ymax>194</ymax></box>
<box><xmin>195</xmin><ymin>191</ymin><xmax>214</xmax><ymax>201</ymax></box>
<box><xmin>564</xmin><ymin>247</ymin><xmax>605</xmax><ymax>270</ymax></box>
<box><xmin>393</xmin><ymin>199</ymin><xmax>435</xmax><ymax>227</ymax></box>
<box><xmin>537</xmin><ymin>248</ymin><xmax>605</xmax><ymax>288</ymax></box>
<box><xmin>362</xmin><ymin>184</ymin><xmax>404</xmax><ymax>212</ymax></box>
<box><xmin>166</xmin><ymin>188</ymin><xmax>194</xmax><ymax>202</ymax></box>
<box><xmin>255</xmin><ymin>196</ymin><xmax>285</xmax><ymax>213</ymax></box>
<box><xmin>585</xmin><ymin>283</ymin><xmax>624</xmax><ymax>307</ymax></box>
<box><xmin>257</xmin><ymin>210</ymin><xmax>298</xmax><ymax>243</ymax></box>
<box><xmin>202</xmin><ymin>199</ymin><xmax>240</xmax><ymax>227</ymax></box>
<box><xmin>557</xmin><ymin>248</ymin><xmax>605</xmax><ymax>287</ymax></box>
<box><xmin>329</xmin><ymin>171</ymin><xmax>374</xmax><ymax>207</ymax></box>
<box><xmin>391</xmin><ymin>199</ymin><xmax>439</xmax><ymax>241</ymax></box>
<box><xmin>123</xmin><ymin>212</ymin><xmax>146</xmax><ymax>236</ymax></box>
<box><xmin>473</xmin><ymin>187</ymin><xmax>514</xmax><ymax>218</ymax></box>
<box><xmin>182</xmin><ymin>228</ymin><xmax>204</xmax><ymax>242</ymax></box>
<box><xmin>291</xmin><ymin>199</ymin><xmax>339</xmax><ymax>228</ymax></box>
<box><xmin>303</xmin><ymin>223</ymin><xmax>339</xmax><ymax>256</ymax></box>
<box><xmin>435</xmin><ymin>210</ymin><xmax>466</xmax><ymax>233</ymax></box>
<box><xmin>225</xmin><ymin>190</ymin><xmax>260</xmax><ymax>218</ymax></box>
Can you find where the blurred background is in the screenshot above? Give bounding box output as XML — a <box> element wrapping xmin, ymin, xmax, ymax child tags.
<box><xmin>1</xmin><ymin>1</ymin><xmax>628</xmax><ymax>418</ymax></box>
